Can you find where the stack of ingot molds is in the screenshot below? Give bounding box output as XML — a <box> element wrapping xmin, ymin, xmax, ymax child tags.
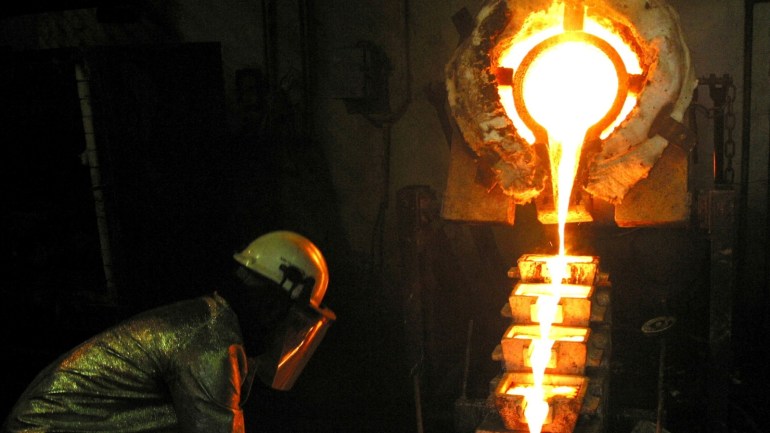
<box><xmin>476</xmin><ymin>254</ymin><xmax>612</xmax><ymax>433</ymax></box>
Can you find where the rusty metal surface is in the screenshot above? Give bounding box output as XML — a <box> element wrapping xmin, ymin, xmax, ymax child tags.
<box><xmin>494</xmin><ymin>373</ymin><xmax>586</xmax><ymax>432</ymax></box>
<box><xmin>647</xmin><ymin>103</ymin><xmax>696</xmax><ymax>153</ymax></box>
<box><xmin>441</xmin><ymin>134</ymin><xmax>692</xmax><ymax>227</ymax></box>
<box><xmin>501</xmin><ymin>335</ymin><xmax>588</xmax><ymax>375</ymax></box>
<box><xmin>442</xmin><ymin>138</ymin><xmax>693</xmax><ymax>228</ymax></box>
<box><xmin>585</xmin><ymin>326</ymin><xmax>611</xmax><ymax>370</ymax></box>
<box><xmin>589</xmin><ymin>287</ymin><xmax>611</xmax><ymax>323</ymax></box>
<box><xmin>582</xmin><ymin>368</ymin><xmax>610</xmax><ymax>418</ymax></box>
<box><xmin>444</xmin><ymin>137</ymin><xmax>693</xmax><ymax>228</ymax></box>
<box><xmin>441</xmin><ymin>121</ymin><xmax>516</xmax><ymax>225</ymax></box>
<box><xmin>480</xmin><ymin>371</ymin><xmax>609</xmax><ymax>433</ymax></box>
<box><xmin>516</xmin><ymin>255</ymin><xmax>600</xmax><ymax>285</ymax></box>
<box><xmin>476</xmin><ymin>411</ymin><xmax>605</xmax><ymax>433</ymax></box>
<box><xmin>614</xmin><ymin>144</ymin><xmax>690</xmax><ymax>227</ymax></box>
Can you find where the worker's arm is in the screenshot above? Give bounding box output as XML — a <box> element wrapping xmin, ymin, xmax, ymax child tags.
<box><xmin>168</xmin><ymin>344</ymin><xmax>249</xmax><ymax>433</ymax></box>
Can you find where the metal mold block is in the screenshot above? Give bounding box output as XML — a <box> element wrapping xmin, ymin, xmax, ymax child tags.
<box><xmin>508</xmin><ymin>282</ymin><xmax>594</xmax><ymax>327</ymax></box>
<box><xmin>493</xmin><ymin>372</ymin><xmax>587</xmax><ymax>433</ymax></box>
<box><xmin>500</xmin><ymin>325</ymin><xmax>590</xmax><ymax>375</ymax></box>
<box><xmin>515</xmin><ymin>255</ymin><xmax>600</xmax><ymax>286</ymax></box>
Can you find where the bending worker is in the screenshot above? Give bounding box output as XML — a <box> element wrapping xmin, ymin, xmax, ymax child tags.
<box><xmin>2</xmin><ymin>230</ymin><xmax>336</xmax><ymax>433</ymax></box>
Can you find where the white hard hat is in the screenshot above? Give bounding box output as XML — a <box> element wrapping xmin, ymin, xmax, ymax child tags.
<box><xmin>233</xmin><ymin>230</ymin><xmax>329</xmax><ymax>308</ymax></box>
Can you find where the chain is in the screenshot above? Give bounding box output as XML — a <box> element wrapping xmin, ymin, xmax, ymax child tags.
<box><xmin>723</xmin><ymin>83</ymin><xmax>737</xmax><ymax>184</ymax></box>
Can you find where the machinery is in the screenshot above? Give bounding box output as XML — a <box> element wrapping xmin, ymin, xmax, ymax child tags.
<box><xmin>404</xmin><ymin>1</ymin><xmax>738</xmax><ymax>432</ymax></box>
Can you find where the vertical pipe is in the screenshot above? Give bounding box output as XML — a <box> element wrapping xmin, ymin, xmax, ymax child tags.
<box><xmin>713</xmin><ymin>95</ymin><xmax>726</xmax><ymax>185</ymax></box>
<box><xmin>758</xmin><ymin>0</ymin><xmax>770</xmax><ymax>333</ymax></box>
<box><xmin>655</xmin><ymin>337</ymin><xmax>666</xmax><ymax>433</ymax></box>
<box><xmin>737</xmin><ymin>0</ymin><xmax>754</xmax><ymax>300</ymax></box>
<box><xmin>298</xmin><ymin>0</ymin><xmax>314</xmax><ymax>138</ymax></box>
<box><xmin>396</xmin><ymin>186</ymin><xmax>436</xmax><ymax>433</ymax></box>
<box><xmin>766</xmin><ymin>59</ymin><xmax>770</xmax><ymax>327</ymax></box>
<box><xmin>707</xmin><ymin>190</ymin><xmax>736</xmax><ymax>433</ymax></box>
<box><xmin>461</xmin><ymin>319</ymin><xmax>474</xmax><ymax>399</ymax></box>
<box><xmin>261</xmin><ymin>0</ymin><xmax>278</xmax><ymax>92</ymax></box>
<box><xmin>413</xmin><ymin>375</ymin><xmax>424</xmax><ymax>433</ymax></box>
<box><xmin>75</xmin><ymin>62</ymin><xmax>117</xmax><ymax>303</ymax></box>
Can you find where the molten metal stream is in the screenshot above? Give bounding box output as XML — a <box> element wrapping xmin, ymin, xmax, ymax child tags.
<box><xmin>516</xmin><ymin>20</ymin><xmax>620</xmax><ymax>433</ymax></box>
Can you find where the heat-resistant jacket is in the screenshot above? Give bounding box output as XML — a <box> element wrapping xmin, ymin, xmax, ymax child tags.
<box><xmin>2</xmin><ymin>292</ymin><xmax>253</xmax><ymax>433</ymax></box>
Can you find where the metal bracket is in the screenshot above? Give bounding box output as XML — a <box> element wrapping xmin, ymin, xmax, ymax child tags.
<box><xmin>648</xmin><ymin>103</ymin><xmax>696</xmax><ymax>152</ymax></box>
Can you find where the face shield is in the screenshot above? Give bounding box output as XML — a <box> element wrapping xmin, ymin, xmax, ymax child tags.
<box><xmin>254</xmin><ymin>302</ymin><xmax>336</xmax><ymax>391</ymax></box>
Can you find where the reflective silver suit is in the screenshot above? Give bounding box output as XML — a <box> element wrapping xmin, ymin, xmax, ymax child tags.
<box><xmin>2</xmin><ymin>293</ymin><xmax>254</xmax><ymax>433</ymax></box>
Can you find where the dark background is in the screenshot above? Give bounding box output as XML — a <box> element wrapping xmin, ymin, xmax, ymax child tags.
<box><xmin>1</xmin><ymin>2</ymin><xmax>768</xmax><ymax>433</ymax></box>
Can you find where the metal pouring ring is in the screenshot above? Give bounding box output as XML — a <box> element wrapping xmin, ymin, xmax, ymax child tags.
<box><xmin>512</xmin><ymin>31</ymin><xmax>630</xmax><ymax>144</ymax></box>
<box><xmin>641</xmin><ymin>316</ymin><xmax>677</xmax><ymax>335</ymax></box>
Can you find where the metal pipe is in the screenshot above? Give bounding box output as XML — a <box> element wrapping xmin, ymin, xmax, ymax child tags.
<box><xmin>261</xmin><ymin>0</ymin><xmax>278</xmax><ymax>92</ymax></box>
<box><xmin>656</xmin><ymin>336</ymin><xmax>667</xmax><ymax>433</ymax></box>
<box><xmin>413</xmin><ymin>374</ymin><xmax>424</xmax><ymax>433</ymax></box>
<box><xmin>712</xmin><ymin>88</ymin><xmax>726</xmax><ymax>185</ymax></box>
<box><xmin>642</xmin><ymin>316</ymin><xmax>675</xmax><ymax>433</ymax></box>
<box><xmin>298</xmin><ymin>0</ymin><xmax>314</xmax><ymax>138</ymax></box>
<box><xmin>756</xmin><ymin>0</ymin><xmax>770</xmax><ymax>333</ymax></box>
<box><xmin>737</xmin><ymin>0</ymin><xmax>764</xmax><ymax>303</ymax></box>
<box><xmin>75</xmin><ymin>62</ymin><xmax>117</xmax><ymax>303</ymax></box>
<box><xmin>756</xmin><ymin>0</ymin><xmax>770</xmax><ymax>330</ymax></box>
<box><xmin>461</xmin><ymin>319</ymin><xmax>474</xmax><ymax>399</ymax></box>
<box><xmin>367</xmin><ymin>0</ymin><xmax>413</xmax><ymax>275</ymax></box>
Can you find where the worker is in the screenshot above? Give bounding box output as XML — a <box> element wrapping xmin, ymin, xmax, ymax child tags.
<box><xmin>1</xmin><ymin>230</ymin><xmax>336</xmax><ymax>433</ymax></box>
